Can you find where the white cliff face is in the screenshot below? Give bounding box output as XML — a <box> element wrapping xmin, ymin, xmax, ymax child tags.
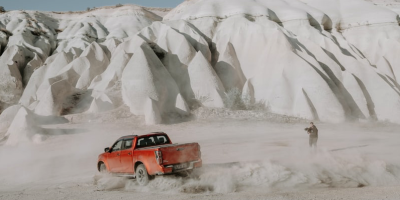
<box><xmin>0</xmin><ymin>0</ymin><xmax>400</xmax><ymax>137</ymax></box>
<box><xmin>0</xmin><ymin>46</ymin><xmax>25</xmax><ymax>111</ymax></box>
<box><xmin>164</xmin><ymin>0</ymin><xmax>400</xmax><ymax>123</ymax></box>
<box><xmin>0</xmin><ymin>5</ymin><xmax>160</xmax><ymax>115</ymax></box>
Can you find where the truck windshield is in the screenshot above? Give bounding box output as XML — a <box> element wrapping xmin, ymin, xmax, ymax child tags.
<box><xmin>136</xmin><ymin>135</ymin><xmax>170</xmax><ymax>148</ymax></box>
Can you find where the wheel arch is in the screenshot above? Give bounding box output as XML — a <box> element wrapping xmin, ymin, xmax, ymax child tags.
<box><xmin>134</xmin><ymin>160</ymin><xmax>158</xmax><ymax>176</ymax></box>
<box><xmin>134</xmin><ymin>161</ymin><xmax>144</xmax><ymax>172</ymax></box>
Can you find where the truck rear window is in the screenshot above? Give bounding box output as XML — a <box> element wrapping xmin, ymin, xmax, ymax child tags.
<box><xmin>136</xmin><ymin>135</ymin><xmax>170</xmax><ymax>148</ymax></box>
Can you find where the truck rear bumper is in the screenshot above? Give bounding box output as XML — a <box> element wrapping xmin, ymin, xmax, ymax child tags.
<box><xmin>156</xmin><ymin>159</ymin><xmax>202</xmax><ymax>175</ymax></box>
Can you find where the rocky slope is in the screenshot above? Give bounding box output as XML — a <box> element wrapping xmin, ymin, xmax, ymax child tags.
<box><xmin>1</xmin><ymin>0</ymin><xmax>400</xmax><ymax>144</ymax></box>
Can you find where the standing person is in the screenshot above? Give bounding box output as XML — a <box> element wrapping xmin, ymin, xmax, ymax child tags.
<box><xmin>307</xmin><ymin>122</ymin><xmax>318</xmax><ymax>148</ymax></box>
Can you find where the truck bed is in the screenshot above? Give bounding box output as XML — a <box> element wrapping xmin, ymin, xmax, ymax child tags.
<box><xmin>136</xmin><ymin>143</ymin><xmax>200</xmax><ymax>165</ymax></box>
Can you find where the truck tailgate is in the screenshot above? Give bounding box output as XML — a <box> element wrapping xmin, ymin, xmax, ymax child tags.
<box><xmin>160</xmin><ymin>143</ymin><xmax>199</xmax><ymax>165</ymax></box>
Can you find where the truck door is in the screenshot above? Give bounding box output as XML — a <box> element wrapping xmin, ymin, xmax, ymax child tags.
<box><xmin>107</xmin><ymin>140</ymin><xmax>123</xmax><ymax>172</ymax></box>
<box><xmin>120</xmin><ymin>139</ymin><xmax>134</xmax><ymax>173</ymax></box>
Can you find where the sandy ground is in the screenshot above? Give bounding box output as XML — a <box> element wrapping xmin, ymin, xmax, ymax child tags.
<box><xmin>1</xmin><ymin>116</ymin><xmax>400</xmax><ymax>200</ymax></box>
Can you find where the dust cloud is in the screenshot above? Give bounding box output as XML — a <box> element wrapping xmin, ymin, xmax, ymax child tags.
<box><xmin>1</xmin><ymin>118</ymin><xmax>400</xmax><ymax>198</ymax></box>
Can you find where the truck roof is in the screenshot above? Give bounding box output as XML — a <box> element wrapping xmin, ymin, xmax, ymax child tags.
<box><xmin>137</xmin><ymin>132</ymin><xmax>167</xmax><ymax>138</ymax></box>
<box><xmin>117</xmin><ymin>132</ymin><xmax>166</xmax><ymax>140</ymax></box>
<box><xmin>118</xmin><ymin>135</ymin><xmax>137</xmax><ymax>140</ymax></box>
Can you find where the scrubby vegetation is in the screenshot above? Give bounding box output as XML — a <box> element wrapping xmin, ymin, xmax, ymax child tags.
<box><xmin>30</xmin><ymin>30</ymin><xmax>41</xmax><ymax>36</ymax></box>
<box><xmin>224</xmin><ymin>88</ymin><xmax>246</xmax><ymax>110</ymax></box>
<box><xmin>55</xmin><ymin>28</ymin><xmax>63</xmax><ymax>33</ymax></box>
<box><xmin>224</xmin><ymin>88</ymin><xmax>267</xmax><ymax>111</ymax></box>
<box><xmin>30</xmin><ymin>29</ymin><xmax>46</xmax><ymax>37</ymax></box>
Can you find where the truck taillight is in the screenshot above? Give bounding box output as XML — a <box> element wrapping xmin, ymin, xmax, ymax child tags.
<box><xmin>155</xmin><ymin>150</ymin><xmax>162</xmax><ymax>164</ymax></box>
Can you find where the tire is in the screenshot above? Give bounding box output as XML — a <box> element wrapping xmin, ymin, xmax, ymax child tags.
<box><xmin>99</xmin><ymin>163</ymin><xmax>107</xmax><ymax>173</ymax></box>
<box><xmin>135</xmin><ymin>164</ymin><xmax>150</xmax><ymax>186</ymax></box>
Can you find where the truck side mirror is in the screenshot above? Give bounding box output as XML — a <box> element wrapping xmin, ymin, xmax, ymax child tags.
<box><xmin>104</xmin><ymin>147</ymin><xmax>110</xmax><ymax>152</ymax></box>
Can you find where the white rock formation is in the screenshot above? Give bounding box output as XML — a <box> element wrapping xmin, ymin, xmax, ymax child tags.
<box><xmin>3</xmin><ymin>106</ymin><xmax>68</xmax><ymax>145</ymax></box>
<box><xmin>121</xmin><ymin>42</ymin><xmax>189</xmax><ymax>124</ymax></box>
<box><xmin>1</xmin><ymin>1</ymin><xmax>400</xmax><ymax>126</ymax></box>
<box><xmin>34</xmin><ymin>79</ymin><xmax>74</xmax><ymax>116</ymax></box>
<box><xmin>144</xmin><ymin>97</ymin><xmax>162</xmax><ymax>125</ymax></box>
<box><xmin>164</xmin><ymin>0</ymin><xmax>400</xmax><ymax>123</ymax></box>
<box><xmin>17</xmin><ymin>52</ymin><xmax>73</xmax><ymax>110</ymax></box>
<box><xmin>0</xmin><ymin>46</ymin><xmax>25</xmax><ymax>111</ymax></box>
<box><xmin>5</xmin><ymin>107</ymin><xmax>44</xmax><ymax>145</ymax></box>
<box><xmin>188</xmin><ymin>52</ymin><xmax>226</xmax><ymax>108</ymax></box>
<box><xmin>215</xmin><ymin>42</ymin><xmax>246</xmax><ymax>91</ymax></box>
<box><xmin>23</xmin><ymin>53</ymin><xmax>43</xmax><ymax>86</ymax></box>
<box><xmin>88</xmin><ymin>51</ymin><xmax>133</xmax><ymax>111</ymax></box>
<box><xmin>0</xmin><ymin>105</ymin><xmax>22</xmax><ymax>138</ymax></box>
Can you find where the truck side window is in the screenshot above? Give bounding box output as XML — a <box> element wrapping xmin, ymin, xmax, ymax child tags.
<box><xmin>111</xmin><ymin>140</ymin><xmax>123</xmax><ymax>152</ymax></box>
<box><xmin>137</xmin><ymin>138</ymin><xmax>144</xmax><ymax>147</ymax></box>
<box><xmin>122</xmin><ymin>139</ymin><xmax>133</xmax><ymax>150</ymax></box>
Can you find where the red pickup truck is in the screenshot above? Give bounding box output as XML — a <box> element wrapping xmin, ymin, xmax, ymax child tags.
<box><xmin>97</xmin><ymin>132</ymin><xmax>202</xmax><ymax>185</ymax></box>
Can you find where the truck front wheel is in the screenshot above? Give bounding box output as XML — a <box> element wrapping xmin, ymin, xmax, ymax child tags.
<box><xmin>135</xmin><ymin>164</ymin><xmax>150</xmax><ymax>186</ymax></box>
<box><xmin>99</xmin><ymin>163</ymin><xmax>107</xmax><ymax>173</ymax></box>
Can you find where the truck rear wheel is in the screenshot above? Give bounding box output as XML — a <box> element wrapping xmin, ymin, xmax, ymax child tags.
<box><xmin>136</xmin><ymin>164</ymin><xmax>150</xmax><ymax>186</ymax></box>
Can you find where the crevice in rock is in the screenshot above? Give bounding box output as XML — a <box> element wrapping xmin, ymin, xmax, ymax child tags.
<box><xmin>302</xmin><ymin>88</ymin><xmax>320</xmax><ymax>121</ymax></box>
<box><xmin>383</xmin><ymin>56</ymin><xmax>397</xmax><ymax>82</ymax></box>
<box><xmin>352</xmin><ymin>74</ymin><xmax>377</xmax><ymax>121</ymax></box>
